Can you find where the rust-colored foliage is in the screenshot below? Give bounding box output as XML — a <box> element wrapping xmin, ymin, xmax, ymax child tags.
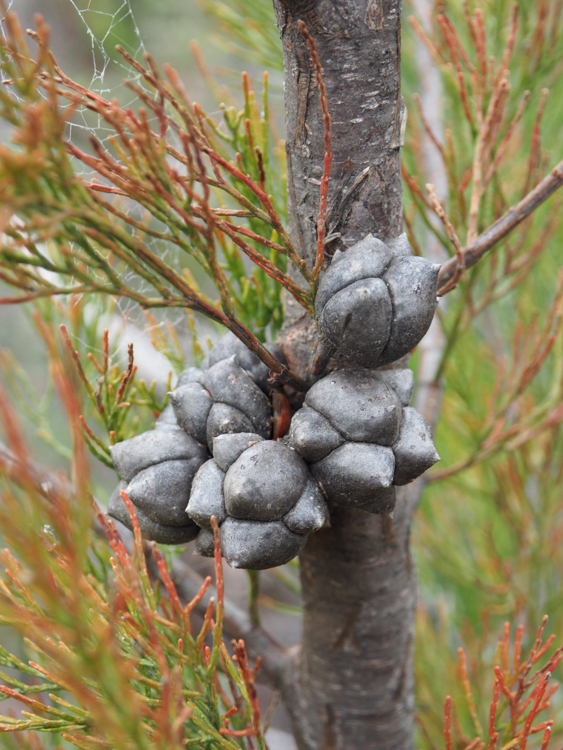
<box><xmin>429</xmin><ymin>619</ymin><xmax>562</xmax><ymax>750</ymax></box>
<box><xmin>0</xmin><ymin>9</ymin><xmax>307</xmax><ymax>388</ymax></box>
<box><xmin>0</xmin><ymin>362</ymin><xmax>266</xmax><ymax>748</ymax></box>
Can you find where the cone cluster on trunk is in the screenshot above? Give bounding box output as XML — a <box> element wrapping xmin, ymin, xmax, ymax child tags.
<box><xmin>108</xmin><ymin>236</ymin><xmax>440</xmax><ymax>569</ymax></box>
<box><xmin>289</xmin><ymin>368</ymin><xmax>439</xmax><ymax>514</ymax></box>
<box><xmin>316</xmin><ymin>233</ymin><xmax>440</xmax><ymax>368</ymax></box>
<box><xmin>188</xmin><ymin>434</ymin><xmax>328</xmax><ymax>569</ymax></box>
<box><xmin>108</xmin><ymin>410</ymin><xmax>206</xmax><ymax>545</ymax></box>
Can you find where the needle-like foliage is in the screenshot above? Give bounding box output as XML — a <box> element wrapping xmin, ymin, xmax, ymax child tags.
<box><xmin>0</xmin><ymin>11</ymin><xmax>311</xmax><ymax>389</ymax></box>
<box><xmin>2</xmin><ymin>0</ymin><xmax>563</xmax><ymax>747</ymax></box>
<box><xmin>0</xmin><ymin>361</ymin><xmax>266</xmax><ymax>749</ymax></box>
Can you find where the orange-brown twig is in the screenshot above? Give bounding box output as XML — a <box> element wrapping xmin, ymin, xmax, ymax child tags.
<box><xmin>297</xmin><ymin>20</ymin><xmax>332</xmax><ymax>281</ymax></box>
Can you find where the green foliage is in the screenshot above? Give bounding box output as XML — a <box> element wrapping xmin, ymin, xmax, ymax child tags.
<box><xmin>1</xmin><ymin>0</ymin><xmax>563</xmax><ymax>748</ymax></box>
<box><xmin>0</xmin><ymin>11</ymin><xmax>307</xmax><ymax>368</ymax></box>
<box><xmin>0</xmin><ymin>371</ymin><xmax>266</xmax><ymax>749</ymax></box>
<box><xmin>0</xmin><ymin>294</ymin><xmax>177</xmax><ymax>471</ymax></box>
<box><xmin>197</xmin><ymin>0</ymin><xmax>283</xmax><ymax>71</ymax></box>
<box><xmin>401</xmin><ymin>0</ymin><xmax>563</xmax><ymax>746</ymax></box>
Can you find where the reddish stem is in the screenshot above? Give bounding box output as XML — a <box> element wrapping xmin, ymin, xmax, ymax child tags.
<box><xmin>444</xmin><ymin>696</ymin><xmax>453</xmax><ymax>750</ymax></box>
<box><xmin>298</xmin><ymin>20</ymin><xmax>332</xmax><ymax>281</ymax></box>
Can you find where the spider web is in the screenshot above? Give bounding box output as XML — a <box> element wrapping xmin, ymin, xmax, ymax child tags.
<box><xmin>62</xmin><ymin>1</ymin><xmax>148</xmax><ymax>147</ymax></box>
<box><xmin>2</xmin><ymin>0</ymin><xmax>147</xmax><ymax>133</ymax></box>
<box><xmin>0</xmin><ymin>0</ymin><xmax>193</xmax><ymax>365</ymax></box>
<box><xmin>67</xmin><ymin>0</ymin><xmax>145</xmax><ymax>86</ymax></box>
<box><xmin>56</xmin><ymin>2</ymin><xmax>208</xmax><ymax>349</ymax></box>
<box><xmin>0</xmin><ymin>1</ymin><xmax>218</xmax><ymax>348</ymax></box>
<box><xmin>0</xmin><ymin>0</ymin><xmax>150</xmax><ymax>196</ymax></box>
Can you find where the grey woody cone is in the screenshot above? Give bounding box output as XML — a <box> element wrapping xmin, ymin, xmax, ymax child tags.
<box><xmin>169</xmin><ymin>356</ymin><xmax>272</xmax><ymax>450</ymax></box>
<box><xmin>206</xmin><ymin>332</ymin><xmax>287</xmax><ymax>394</ymax></box>
<box><xmin>392</xmin><ymin>407</ymin><xmax>440</xmax><ymax>485</ymax></box>
<box><xmin>169</xmin><ymin>332</ymin><xmax>287</xmax><ymax>450</ymax></box>
<box><xmin>315</xmin><ymin>233</ymin><xmax>439</xmax><ymax>368</ymax></box>
<box><xmin>108</xmin><ymin>481</ymin><xmax>200</xmax><ymax>544</ymax></box>
<box><xmin>289</xmin><ymin>367</ymin><xmax>439</xmax><ymax>513</ymax></box>
<box><xmin>107</xmin><ymin>412</ymin><xmax>207</xmax><ymax>543</ymax></box>
<box><xmin>188</xmin><ymin>434</ymin><xmax>328</xmax><ymax>569</ymax></box>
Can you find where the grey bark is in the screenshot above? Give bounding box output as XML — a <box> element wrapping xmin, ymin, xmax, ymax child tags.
<box><xmin>273</xmin><ymin>0</ymin><xmax>405</xmax><ymax>375</ymax></box>
<box><xmin>274</xmin><ymin>0</ymin><xmax>404</xmax><ymax>264</ymax></box>
<box><xmin>295</xmin><ymin>486</ymin><xmax>418</xmax><ymax>749</ymax></box>
<box><xmin>272</xmin><ymin>1</ymin><xmax>418</xmax><ymax>747</ymax></box>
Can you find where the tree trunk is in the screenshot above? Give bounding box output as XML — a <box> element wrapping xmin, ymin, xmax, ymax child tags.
<box><xmin>273</xmin><ymin>1</ymin><xmax>418</xmax><ymax>748</ymax></box>
<box><xmin>296</xmin><ymin>487</ymin><xmax>418</xmax><ymax>749</ymax></box>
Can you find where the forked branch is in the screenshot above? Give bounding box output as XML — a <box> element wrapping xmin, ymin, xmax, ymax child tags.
<box><xmin>437</xmin><ymin>159</ymin><xmax>563</xmax><ymax>295</ymax></box>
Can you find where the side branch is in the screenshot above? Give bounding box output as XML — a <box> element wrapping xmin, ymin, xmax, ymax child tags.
<box><xmin>437</xmin><ymin>159</ymin><xmax>563</xmax><ymax>294</ymax></box>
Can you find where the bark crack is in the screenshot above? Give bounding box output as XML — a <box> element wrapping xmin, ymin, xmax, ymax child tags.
<box><xmin>332</xmin><ymin>601</ymin><xmax>362</xmax><ymax>651</ymax></box>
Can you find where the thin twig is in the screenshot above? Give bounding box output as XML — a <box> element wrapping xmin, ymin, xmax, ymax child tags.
<box><xmin>438</xmin><ymin>159</ymin><xmax>563</xmax><ymax>294</ymax></box>
<box><xmin>297</xmin><ymin>20</ymin><xmax>332</xmax><ymax>281</ymax></box>
<box><xmin>427</xmin><ymin>183</ymin><xmax>464</xmax><ymax>294</ymax></box>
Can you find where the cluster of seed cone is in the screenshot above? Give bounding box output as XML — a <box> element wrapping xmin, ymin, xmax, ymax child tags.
<box><xmin>108</xmin><ymin>233</ymin><xmax>440</xmax><ymax>569</ymax></box>
<box><xmin>109</xmin><ymin>332</ymin><xmax>328</xmax><ymax>568</ymax></box>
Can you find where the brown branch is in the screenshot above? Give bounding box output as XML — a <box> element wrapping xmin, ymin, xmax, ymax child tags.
<box><xmin>438</xmin><ymin>159</ymin><xmax>563</xmax><ymax>294</ymax></box>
